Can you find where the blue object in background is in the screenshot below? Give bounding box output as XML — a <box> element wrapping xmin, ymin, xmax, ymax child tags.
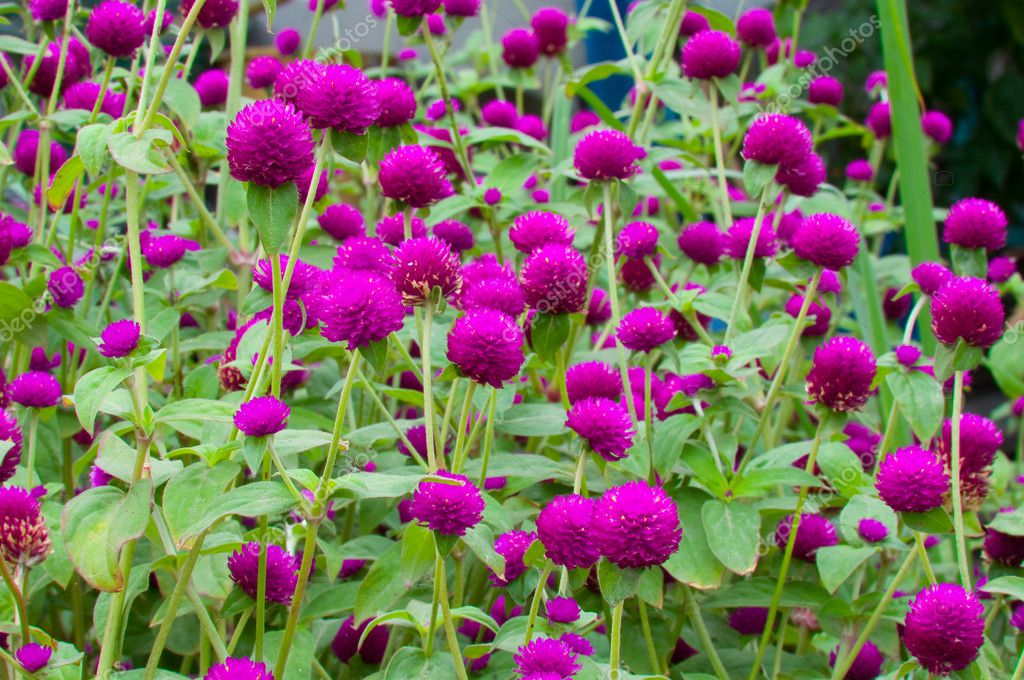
<box><xmin>575</xmin><ymin>0</ymin><xmax>633</xmax><ymax>108</ymax></box>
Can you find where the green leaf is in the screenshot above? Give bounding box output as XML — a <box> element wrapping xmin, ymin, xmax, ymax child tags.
<box><xmin>400</xmin><ymin>523</ymin><xmax>436</xmax><ymax>587</ymax></box>
<box><xmin>248</xmin><ymin>182</ymin><xmax>299</xmax><ymax>255</ymax></box>
<box><xmin>816</xmin><ymin>545</ymin><xmax>879</xmax><ymax>594</ymax></box>
<box><xmin>987</xmin><ymin>336</ymin><xmax>1024</xmax><ymax>399</ymax></box>
<box><xmin>663</xmin><ymin>489</ymin><xmax>724</xmax><ymax>589</ymax></box>
<box><xmin>485</xmin><ymin>154</ymin><xmax>535</xmax><ymax>195</ymax></box>
<box><xmin>495</xmin><ymin>403</ymin><xmax>566</xmax><ymax>437</ymax></box>
<box><xmin>950</xmin><ymin>244</ymin><xmax>987</xmax><ymax>279</ymax></box>
<box><xmin>817</xmin><ymin>442</ymin><xmax>873</xmax><ymax>498</ymax></box>
<box><xmin>46</xmin><ymin>154</ymin><xmax>84</xmax><ymax>210</ymax></box>
<box><xmin>61</xmin><ymin>482</ymin><xmax>152</xmax><ymax>591</ymax></box>
<box><xmin>76</xmin><ymin>124</ymin><xmax>110</xmax><ymax>176</ymax></box>
<box><xmin>988</xmin><ymin>507</ymin><xmax>1024</xmax><ymax>537</ymax></box>
<box><xmin>162</xmin><ymin>461</ymin><xmax>239</xmax><ymax>544</ymax></box>
<box><xmin>332</xmin><ymin>129</ymin><xmax>369</xmax><ymax>163</ymax></box>
<box><xmin>462</xmin><ymin>127</ymin><xmax>552</xmax><ymax>154</ymax></box>
<box><xmin>597</xmin><ymin>559</ymin><xmax>641</xmax><ymax>605</ymax></box>
<box><xmin>177</xmin><ymin>481</ymin><xmax>296</xmax><ymax>547</ymax></box>
<box><xmin>0</xmin><ymin>281</ymin><xmax>43</xmax><ymax>345</ymax></box>
<box><xmin>980</xmin><ymin>576</ymin><xmax>1024</xmax><ymax>600</ymax></box>
<box><xmin>74</xmin><ymin>366</ymin><xmax>134</xmax><ymax>432</ymax></box>
<box><xmin>384</xmin><ymin>647</ymin><xmax>456</xmax><ymax>680</ymax></box>
<box><xmin>0</xmin><ymin>34</ymin><xmax>44</xmax><ymax>55</ymax></box>
<box><xmin>356</xmin><ymin>543</ymin><xmax>409</xmax><ymax>622</ymax></box>
<box><xmin>702</xmin><ymin>577</ymin><xmax>830</xmax><ymax>610</ymax></box>
<box><xmin>107</xmin><ymin>132</ymin><xmax>171</xmax><ymax>175</ymax></box>
<box><xmin>359</xmin><ymin>338</ymin><xmax>390</xmax><ymax>376</ymax></box>
<box><xmin>701</xmin><ymin>501</ymin><xmax>761</xmax><ymax>576</ymax></box>
<box><xmin>887</xmin><ymin>369</ymin><xmax>944</xmax><ymax>441</ymax></box>
<box><xmin>261</xmin><ymin>0</ymin><xmax>276</xmax><ymax>29</ymax></box>
<box><xmin>395</xmin><ymin>15</ymin><xmax>420</xmax><ymax>36</ymax></box>
<box><xmin>902</xmin><ymin>506</ymin><xmax>953</xmax><ymax>534</ymax></box>
<box><xmin>263</xmin><ymin>627</ymin><xmax>313</xmax><ymax>680</ymax></box>
<box><xmin>333</xmin><ymin>471</ymin><xmax>424</xmax><ymax>500</ymax></box>
<box><xmin>529</xmin><ymin>312</ymin><xmax>570</xmax><ymax>363</ymax></box>
<box><xmin>241</xmin><ymin>436</ymin><xmax>269</xmax><ymax>473</ymax></box>
<box><xmin>743</xmin><ymin>159</ymin><xmax>776</xmax><ymax>197</ymax></box>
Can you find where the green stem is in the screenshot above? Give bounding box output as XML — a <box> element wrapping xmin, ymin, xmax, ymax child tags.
<box><xmin>915</xmin><ymin>532</ymin><xmax>937</xmax><ymax>584</ymax></box>
<box><xmin>724</xmin><ymin>182</ymin><xmax>772</xmax><ymax>342</ymax></box>
<box><xmin>602</xmin><ymin>182</ymin><xmax>638</xmax><ymax>423</ymax></box>
<box><xmin>637</xmin><ymin>600</ymin><xmax>662</xmax><ymax>675</ymax></box>
<box><xmin>422</xmin><ymin>305</ymin><xmax>438</xmax><ymax>471</ymax></box>
<box><xmin>164</xmin><ymin>150</ymin><xmax>236</xmax><ymax>252</ymax></box>
<box><xmin>421</xmin><ymin>20</ymin><xmax>473</xmax><ymax>180</ymax></box>
<box><xmin>136</xmin><ymin>0</ymin><xmax>207</xmax><ymax>136</ymax></box>
<box><xmin>436</xmin><ymin>554</ymin><xmax>469</xmax><ymax>680</ymax></box>
<box><xmin>273</xmin><ymin>519</ymin><xmax>321</xmax><ymax>677</ymax></box>
<box><xmin>609</xmin><ymin>599</ymin><xmax>625</xmax><ymax>680</ymax></box>
<box><xmin>318</xmin><ymin>353</ymin><xmax>361</xmax><ymax>493</ymax></box>
<box><xmin>747</xmin><ymin>413</ymin><xmax>830</xmax><ymax>680</ymax></box>
<box><xmin>451</xmin><ymin>381</ymin><xmax>477</xmax><ymax>473</ymax></box>
<box><xmin>683</xmin><ymin>585</ymin><xmax>730</xmax><ymax>680</ymax></box>
<box><xmin>269</xmin><ymin>253</ymin><xmax>285</xmax><ymax>397</ymax></box>
<box><xmin>0</xmin><ymin>555</ymin><xmax>30</xmax><ymax>644</ymax></box>
<box><xmin>24</xmin><ymin>411</ymin><xmax>38</xmax><ymax>489</ymax></box>
<box><xmin>303</xmin><ymin>0</ymin><xmax>326</xmax><ymax>58</ymax></box>
<box><xmin>379</xmin><ymin>9</ymin><xmax>393</xmax><ymax>75</ymax></box>
<box><xmin>950</xmin><ymin>369</ymin><xmax>972</xmax><ymax>590</ymax></box>
<box><xmin>478</xmin><ymin>388</ymin><xmax>497</xmax><ymax>486</ymax></box>
<box><xmin>131</xmin><ymin>0</ymin><xmax>169</xmax><ymax>128</ymax></box>
<box><xmin>708</xmin><ymin>84</ymin><xmax>734</xmax><ymax>229</ymax></box>
<box><xmin>524</xmin><ymin>562</ymin><xmax>553</xmax><ymax>644</ymax></box>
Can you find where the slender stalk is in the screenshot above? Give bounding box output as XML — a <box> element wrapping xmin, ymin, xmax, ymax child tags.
<box><xmin>524</xmin><ymin>562</ymin><xmax>553</xmax><ymax>644</ymax></box>
<box><xmin>828</xmin><ymin>547</ymin><xmax>918</xmax><ymax>680</ymax></box>
<box><xmin>637</xmin><ymin>600</ymin><xmax>662</xmax><ymax>675</ymax></box>
<box><xmin>451</xmin><ymin>381</ymin><xmax>477</xmax><ymax>473</ymax></box>
<box><xmin>436</xmin><ymin>555</ymin><xmax>469</xmax><ymax>680</ymax></box>
<box><xmin>949</xmin><ymin>370</ymin><xmax>972</xmax><ymax>589</ymax></box>
<box><xmin>319</xmin><ymin>354</ymin><xmax>362</xmax><ymax>493</ymax></box>
<box><xmin>24</xmin><ymin>412</ymin><xmax>38</xmax><ymax>489</ymax></box>
<box><xmin>137</xmin><ymin>0</ymin><xmax>207</xmax><ymax>135</ymax></box>
<box><xmin>609</xmin><ymin>600</ymin><xmax>625</xmax><ymax>680</ymax></box>
<box><xmin>644</xmin><ymin>353</ymin><xmax>655</xmax><ymax>483</ymax></box>
<box><xmin>132</xmin><ymin>0</ymin><xmax>169</xmax><ymax>128</ymax></box>
<box><xmin>269</xmin><ymin>253</ymin><xmax>286</xmax><ymax>397</ymax></box>
<box><xmin>625</xmin><ymin>0</ymin><xmax>687</xmax><ymax>139</ymax></box>
<box><xmin>683</xmin><ymin>585</ymin><xmax>730</xmax><ymax>680</ymax></box>
<box><xmin>274</xmin><ymin>520</ymin><xmax>321</xmax><ymax>677</ymax></box>
<box><xmin>708</xmin><ymin>84</ymin><xmax>734</xmax><ymax>229</ymax></box>
<box><xmin>1012</xmin><ymin>643</ymin><xmax>1024</xmax><ymax>680</ymax></box>
<box><xmin>602</xmin><ymin>182</ymin><xmax>638</xmax><ymax>422</ymax></box>
<box><xmin>747</xmin><ymin>413</ymin><xmax>830</xmax><ymax>680</ymax></box>
<box><xmin>380</xmin><ymin>9</ymin><xmax>393</xmax><ymax>75</ymax></box>
<box><xmin>724</xmin><ymin>183</ymin><xmax>772</xmax><ymax>342</ymax></box>
<box><xmin>421</xmin><ymin>20</ymin><xmax>473</xmax><ymax>180</ymax></box>
<box><xmin>303</xmin><ymin>0</ymin><xmax>326</xmax><ymax>58</ymax></box>
<box><xmin>422</xmin><ymin>305</ymin><xmax>438</xmax><ymax>471</ymax></box>
<box><xmin>0</xmin><ymin>555</ymin><xmax>30</xmax><ymax>643</ymax></box>
<box><xmin>478</xmin><ymin>388</ymin><xmax>497</xmax><ymax>485</ymax></box>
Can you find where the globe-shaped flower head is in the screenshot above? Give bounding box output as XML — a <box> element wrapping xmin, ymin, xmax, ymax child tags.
<box><xmin>246</xmin><ymin>55</ymin><xmax>282</xmax><ymax>89</ymax></box>
<box><xmin>447</xmin><ymin>309</ymin><xmax>525</xmax><ymax>388</ymax></box>
<box><xmin>903</xmin><ymin>583</ymin><xmax>984</xmax><ymax>675</ymax></box>
<box><xmin>182</xmin><ymin>0</ymin><xmax>237</xmax><ymax>28</ymax></box>
<box><xmin>389</xmin><ymin>0</ymin><xmax>441</xmax><ymax>17</ymax></box>
<box><xmin>934</xmin><ymin>413</ymin><xmax>1003</xmax><ymax>509</ymax></box>
<box><xmin>536</xmin><ymin>494</ymin><xmax>600</xmax><ymax>569</ymax></box>
<box><xmin>0</xmin><ymin>411</ymin><xmax>23</xmax><ymax>483</ymax></box>
<box><xmin>226</xmin><ymin>99</ymin><xmax>314</xmax><ymax>188</ymax></box>
<box><xmin>490</xmin><ymin>529</ymin><xmax>536</xmax><ymax>586</ymax></box>
<box><xmin>565</xmin><ymin>361</ymin><xmax>621</xmax><ymax>404</ymax></box>
<box><xmin>984</xmin><ymin>518</ymin><xmax>1024</xmax><ymax>568</ymax></box>
<box><xmin>273</xmin><ymin>59</ymin><xmax>320</xmax><ymax>107</ymax></box>
<box><xmin>297</xmin><ymin>64</ymin><xmax>380</xmax><ymax>133</ymax></box>
<box><xmin>592</xmin><ymin>481</ymin><xmax>681</xmax><ymax>568</ymax></box>
<box><xmin>942</xmin><ymin>197</ymin><xmax>1007</xmax><ymax>252</ymax></box>
<box><xmin>792</xmin><ymin>213</ymin><xmax>860</xmax><ymax>270</ymax></box>
<box><xmin>86</xmin><ymin>0</ymin><xmax>146</xmax><ymax>58</ymax></box>
<box><xmin>228</xmin><ymin>542</ymin><xmax>299</xmax><ymax>605</ymax></box>
<box><xmin>546</xmin><ymin>597</ymin><xmax>581</xmax><ymax>624</ymax></box>
<box><xmin>318</xmin><ymin>203</ymin><xmax>364</xmax><ymax>241</ymax></box>
<box><xmin>911</xmin><ymin>262</ymin><xmax>953</xmax><ymax>296</ymax></box>
<box><xmin>828</xmin><ymin>640</ymin><xmax>884</xmax><ymax>680</ymax></box>
<box><xmin>808</xmin><ymin>76</ymin><xmax>843</xmax><ymax>106</ymax></box>
<box><xmin>275</xmin><ymin>28</ymin><xmax>301</xmax><ymax>55</ymax></box>
<box><xmin>378</xmin><ymin>145</ymin><xmax>453</xmax><ymax>208</ymax></box>
<box><xmin>742</xmin><ymin>114</ymin><xmax>813</xmax><ymax>170</ymax></box>
<box><xmin>806</xmin><ymin>336</ymin><xmax>876</xmax><ymax>412</ymax></box>
<box><xmin>410</xmin><ymin>470</ymin><xmax>484</xmax><ymax>536</ymax></box>
<box><xmin>509</xmin><ymin>211</ymin><xmax>574</xmax><ymax>254</ymax></box>
<box><xmin>566</xmin><ymin>397</ymin><xmax>634</xmax><ymax>461</ymax></box>
<box><xmin>10</xmin><ymin>371</ymin><xmax>61</xmax><ymax>408</ymax></box>
<box><xmin>30</xmin><ymin>0</ymin><xmax>66</xmax><ymax>20</ymax></box>
<box><xmin>15</xmin><ymin>644</ymin><xmax>51</xmax><ymax>673</ymax></box>
<box><xmin>0</xmin><ymin>486</ymin><xmax>51</xmax><ymax>566</ymax></box>
<box><xmin>519</xmin><ymin>244</ymin><xmax>588</xmax><ymax>314</ymax></box>
<box><xmin>617</xmin><ymin>221</ymin><xmax>659</xmax><ymax>259</ymax></box>
<box><xmin>99</xmin><ymin>319</ymin><xmax>141</xmax><ymax>358</ymax></box>
<box><xmin>922</xmin><ymin>110</ymin><xmax>953</xmax><ymax>144</ymax></box>
<box><xmin>204</xmin><ymin>658</ymin><xmax>275</xmax><ymax>680</ymax></box>
<box><xmin>48</xmin><ymin>266</ymin><xmax>84</xmax><ymax>308</ymax></box>
<box><xmin>234</xmin><ymin>396</ymin><xmax>290</xmax><ymax>437</ymax></box>
<box><xmin>876</xmin><ymin>445</ymin><xmax>949</xmax><ymax>512</ymax></box>
<box><xmin>865</xmin><ymin>102</ymin><xmax>891</xmax><ymax>138</ymax></box>
<box><xmin>774</xmin><ymin>152</ymin><xmax>825</xmax><ymax>197</ymax></box>
<box><xmin>513</xmin><ymin>637</ymin><xmax>581</xmax><ymax>679</ymax></box>
<box><xmin>195</xmin><ymin>69</ymin><xmax>229</xmax><ymax>106</ymax></box>
<box><xmin>682</xmin><ymin>30</ymin><xmax>741</xmax><ymax>79</ymax></box>
<box><xmin>617</xmin><ymin>307</ymin><xmax>676</xmax><ymax>353</ymax></box>
<box><xmin>573</xmin><ymin>130</ymin><xmax>643</xmax><ymax>181</ymax></box>
<box><xmin>677</xmin><ymin>221</ymin><xmax>725</xmax><ymax>266</ymax></box>
<box><xmin>736</xmin><ymin>8</ymin><xmax>775</xmax><ymax>47</ymax></box>
<box><xmin>374</xmin><ymin>77</ymin><xmax>417</xmax><ymax>127</ymax></box>
<box><xmin>319</xmin><ymin>272</ymin><xmax>405</xmax><ymax>349</ymax></box>
<box><xmin>531</xmin><ymin>7</ymin><xmax>570</xmax><ymax>56</ymax></box>
<box><xmin>774</xmin><ymin>513</ymin><xmax>837</xmax><ymax>562</ymax></box>
<box><xmin>390</xmin><ymin>237</ymin><xmax>462</xmax><ymax>307</ymax></box>
<box><xmin>930</xmin><ymin>276</ymin><xmax>1004</xmax><ymax>348</ymax></box>
<box><xmin>501</xmin><ymin>28</ymin><xmax>540</xmax><ymax>68</ymax></box>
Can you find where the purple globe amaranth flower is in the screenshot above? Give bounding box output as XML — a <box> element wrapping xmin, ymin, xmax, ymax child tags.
<box><xmin>144</xmin><ymin>8</ymin><xmax>173</xmax><ymax>33</ymax></box>
<box><xmin>0</xmin><ymin>411</ymin><xmax>23</xmax><ymax>483</ymax></box>
<box><xmin>318</xmin><ymin>203</ymin><xmax>364</xmax><ymax>241</ymax></box>
<box><xmin>593</xmin><ymin>481</ymin><xmax>681</xmax><ymax>568</ymax></box>
<box><xmin>379</xmin><ymin>145</ymin><xmax>453</xmax><ymax>208</ymax></box>
<box><xmin>682</xmin><ymin>29</ymin><xmax>741</xmax><ymax>79</ymax></box>
<box><xmin>516</xmin><ymin>114</ymin><xmax>547</xmax><ymax>141</ymax></box>
<box><xmin>930</xmin><ymin>276</ymin><xmax>1004</xmax><ymax>348</ymax></box>
<box><xmin>374</xmin><ymin>77</ymin><xmax>417</xmax><ymax>127</ymax></box>
<box><xmin>0</xmin><ymin>486</ymin><xmax>51</xmax><ymax>566</ymax></box>
<box><xmin>513</xmin><ymin>637</ymin><xmax>581</xmax><ymax>679</ymax></box>
<box><xmin>203</xmin><ymin>658</ymin><xmax>274</xmax><ymax>680</ymax></box>
<box><xmin>934</xmin><ymin>413</ymin><xmax>1002</xmax><ymax>508</ymax></box>
<box><xmin>29</xmin><ymin>348</ymin><xmax>59</xmax><ymax>373</ymax></box>
<box><xmin>15</xmin><ymin>643</ymin><xmax>52</xmax><ymax>673</ymax></box>
<box><xmin>519</xmin><ymin>244</ymin><xmax>588</xmax><ymax>314</ymax></box>
<box><xmin>318</xmin><ymin>271</ymin><xmax>405</xmax><ymax>350</ymax></box>
<box><xmin>895</xmin><ymin>344</ymin><xmax>923</xmax><ymax>367</ymax></box>
<box><xmin>792</xmin><ymin>213</ymin><xmax>860</xmax><ymax>270</ymax></box>
<box><xmin>63</xmin><ymin>81</ymin><xmax>124</xmax><ymax>118</ymax></box>
<box><xmin>617</xmin><ymin>221</ymin><xmax>658</xmax><ymax>259</ymax></box>
<box><xmin>48</xmin><ymin>265</ymin><xmax>84</xmax><ymax>308</ymax></box>
<box><xmin>246</xmin><ymin>55</ymin><xmax>282</xmax><ymax>89</ymax></box>
<box><xmin>447</xmin><ymin>309</ymin><xmax>524</xmax><ymax>388</ymax></box>
<box><xmin>536</xmin><ymin>494</ymin><xmax>600</xmax><ymax>569</ymax></box>
<box><xmin>460</xmin><ymin>275</ymin><xmax>525</xmax><ymax>317</ymax></box>
<box><xmin>30</xmin><ymin>0</ymin><xmax>66</xmax><ymax>20</ymax></box>
<box><xmin>883</xmin><ymin>287</ymin><xmax>911</xmax><ymax>321</ymax></box>
<box><xmin>25</xmin><ymin>39</ymin><xmax>91</xmax><ymax>98</ymax></box>
<box><xmin>903</xmin><ymin>583</ymin><xmax>984</xmax><ymax>675</ymax></box>
<box><xmin>509</xmin><ymin>211</ymin><xmax>574</xmax><ymax>254</ymax></box>
<box><xmin>411</xmin><ymin>470</ymin><xmax>484</xmax><ymax>536</ymax></box>
<box><xmin>742</xmin><ymin>113</ymin><xmax>813</xmax><ymax>170</ymax></box>
<box><xmin>989</xmin><ymin>256</ymin><xmax>1017</xmax><ymax>283</ymax></box>
<box><xmin>234</xmin><ymin>395</ymin><xmax>290</xmax><ymax>437</ymax></box>
<box><xmin>566</xmin><ymin>397</ymin><xmax>635</xmax><ymax>461</ymax></box>
<box><xmin>806</xmin><ymin>336</ymin><xmax>876</xmax><ymax>412</ymax></box>
<box><xmin>90</xmin><ymin>464</ymin><xmax>113</xmax><ymax>487</ymax></box>
<box><xmin>331</xmin><ymin>616</ymin><xmax>389</xmax><ymax>664</ymax></box>
<box><xmin>443</xmin><ymin>0</ymin><xmax>478</xmax><ymax>16</ymax></box>
<box><xmin>195</xmin><ymin>69</ymin><xmax>229</xmax><ymax>106</ymax></box>
<box><xmin>808</xmin><ymin>76</ymin><xmax>843</xmax><ymax>106</ymax></box>
<box><xmin>876</xmin><ymin>445</ymin><xmax>949</xmax><ymax>512</ymax></box>
<box><xmin>775</xmin><ymin>151</ymin><xmax>825</xmax><ymax>197</ymax></box>
<box><xmin>182</xmin><ymin>0</ymin><xmax>237</xmax><ymax>28</ymax></box>
<box><xmin>298</xmin><ymin>63</ymin><xmax>380</xmax><ymax>133</ymax></box>
<box><xmin>481</xmin><ymin>100</ymin><xmax>518</xmax><ymax>128</ymax></box>
<box><xmin>857</xmin><ymin>518</ymin><xmax>889</xmax><ymax>543</ymax></box>
<box><xmin>573</xmin><ymin>130</ymin><xmax>643</xmax><ymax>181</ymax></box>
<box><xmin>546</xmin><ymin>597</ymin><xmax>580</xmax><ymax>624</ymax></box>
<box><xmin>585</xmin><ymin>288</ymin><xmax>611</xmax><ymax>325</ymax></box>
<box><xmin>142</xmin><ymin>233</ymin><xmax>199</xmax><ymax>268</ymax></box>
<box><xmin>273</xmin><ymin>59</ymin><xmax>320</xmax><ymax>106</ymax></box>
<box><xmin>228</xmin><ymin>542</ymin><xmax>299</xmax><ymax>605</ymax></box>
<box><xmin>736</xmin><ymin>8</ymin><xmax>775</xmax><ymax>46</ymax></box>
<box><xmin>376</xmin><ymin>213</ymin><xmax>427</xmax><ymax>245</ymax></box>
<box><xmin>86</xmin><ymin>0</ymin><xmax>146</xmax><ymax>57</ymax></box>
<box><xmin>490</xmin><ymin>529</ymin><xmax>536</xmax><ymax>586</ymax></box>
<box><xmin>275</xmin><ymin>28</ymin><xmax>301</xmax><ymax>55</ymax></box>
<box><xmin>226</xmin><ymin>99</ymin><xmax>314</xmax><ymax>188</ymax></box>
<box><xmin>483</xmin><ymin>187</ymin><xmax>502</xmax><ymax>206</ymax></box>
<box><xmin>389</xmin><ymin>0</ymin><xmax>441</xmax><ymax>17</ymax></box>
<box><xmin>10</xmin><ymin>371</ymin><xmax>61</xmax><ymax>408</ymax></box>
<box><xmin>912</xmin><ymin>262</ymin><xmax>953</xmax><ymax>296</ymax></box>
<box><xmin>99</xmin><ymin>319</ymin><xmax>141</xmax><ymax>358</ymax></box>
<box><xmin>565</xmin><ymin>361</ymin><xmax>621</xmax><ymax>404</ymax></box>
<box><xmin>846</xmin><ymin>159</ymin><xmax>874</xmax><ymax>182</ymax></box>
<box><xmin>865</xmin><ymin>102</ymin><xmax>891</xmax><ymax>138</ymax></box>
<box><xmin>943</xmin><ymin>197</ymin><xmax>1007</xmax><ymax>252</ymax></box>
<box><xmin>531</xmin><ymin>7</ymin><xmax>570</xmax><ymax>56</ymax></box>
<box><xmin>397</xmin><ymin>424</ymin><xmax>452</xmax><ymax>461</ymax></box>
<box><xmin>828</xmin><ymin>640</ymin><xmax>884</xmax><ymax>680</ymax></box>
<box><xmin>775</xmin><ymin>513</ymin><xmax>837</xmax><ymax>562</ymax></box>
<box><xmin>13</xmin><ymin>130</ymin><xmax>67</xmax><ymax>177</ymax></box>
<box><xmin>922</xmin><ymin>110</ymin><xmax>953</xmax><ymax>144</ymax></box>
<box><xmin>617</xmin><ymin>307</ymin><xmax>675</xmax><ymax>353</ymax></box>
<box><xmin>501</xmin><ymin>27</ymin><xmax>540</xmax><ymax>68</ymax></box>
<box><xmin>725</xmin><ymin>217</ymin><xmax>777</xmax><ymax>259</ymax></box>
<box><xmin>390</xmin><ymin>237</ymin><xmax>462</xmax><ymax>307</ymax></box>
<box><xmin>728</xmin><ymin>607</ymin><xmax>768</xmax><ymax>635</ymax></box>
<box><xmin>785</xmin><ymin>294</ymin><xmax>831</xmax><ymax>336</ymax></box>
<box><xmin>252</xmin><ymin>255</ymin><xmax>320</xmax><ymax>299</ymax></box>
<box><xmin>432</xmin><ymin>220</ymin><xmax>474</xmax><ymax>252</ymax></box>
<box><xmin>677</xmin><ymin>221</ymin><xmax>725</xmax><ymax>266</ymax></box>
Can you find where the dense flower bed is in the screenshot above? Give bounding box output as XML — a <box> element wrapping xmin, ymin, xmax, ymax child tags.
<box><xmin>0</xmin><ymin>0</ymin><xmax>1021</xmax><ymax>678</ymax></box>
